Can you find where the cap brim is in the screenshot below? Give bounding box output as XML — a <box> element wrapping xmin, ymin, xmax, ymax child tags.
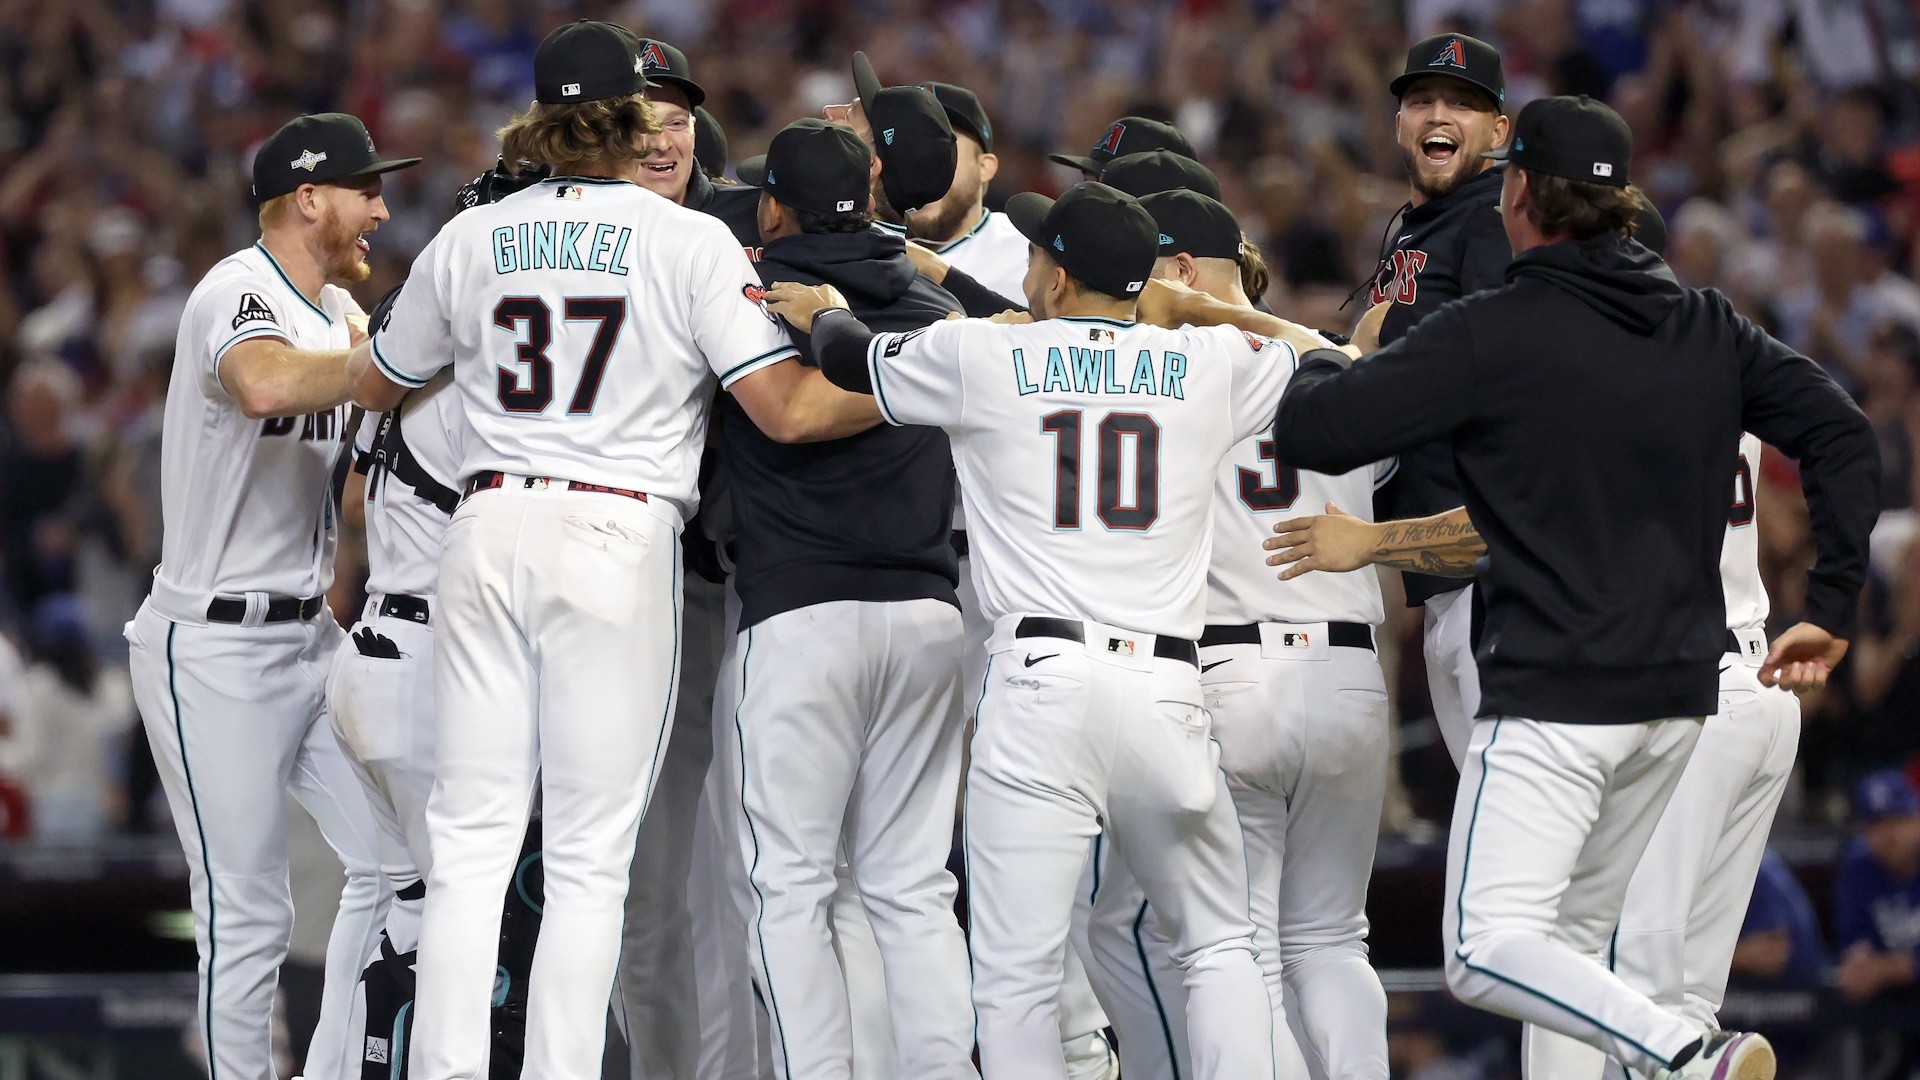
<box><xmin>338</xmin><ymin>157</ymin><xmax>424</xmax><ymax>183</ymax></box>
<box><xmin>1048</xmin><ymin>153</ymin><xmax>1101</xmax><ymax>174</ymax></box>
<box><xmin>1480</xmin><ymin>145</ymin><xmax>1511</xmax><ymax>161</ymax></box>
<box><xmin>1390</xmin><ymin>71</ymin><xmax>1503</xmax><ymax>108</ymax></box>
<box><xmin>1005</xmin><ymin>191</ymin><xmax>1055</xmax><ymax>248</ymax></box>
<box><xmin>852</xmin><ymin>52</ymin><xmax>881</xmax><ymax>114</ymax></box>
<box><xmin>646</xmin><ymin>75</ymin><xmax>706</xmax><ymax>109</ymax></box>
<box><xmin>736</xmin><ymin>155</ymin><xmax>769</xmax><ymax>188</ymax></box>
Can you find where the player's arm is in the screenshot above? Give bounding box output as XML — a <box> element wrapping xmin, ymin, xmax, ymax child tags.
<box><xmin>1264</xmin><ymin>504</ymin><xmax>1483</xmax><ymax>579</ymax></box>
<box><xmin>219</xmin><ymin>337</ymin><xmax>361</xmax><ymax>420</ymax></box>
<box><xmin>1137</xmin><ymin>278</ymin><xmax>1351</xmax><ymax>359</ymax></box>
<box><xmin>1733</xmin><ymin>299</ymin><xmax>1879</xmax><ymax>684</ymax></box>
<box><xmin>1273</xmin><ymin>300</ymin><xmax>1478</xmax><ymax>476</ymax></box>
<box><xmin>350</xmin><ymin>274</ymin><xmax>446</xmax><ymax>413</ymax></box>
<box><xmin>724</xmin><ymin>282</ymin><xmax>882</xmax><ymax>443</ymax></box>
<box><xmin>903</xmin><ymin>243</ymin><xmax>1025</xmax><ymax>317</ymax></box>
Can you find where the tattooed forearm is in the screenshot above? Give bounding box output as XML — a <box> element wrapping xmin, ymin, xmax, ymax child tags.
<box><xmin>1366</xmin><ymin>510</ymin><xmax>1485</xmax><ymax>577</ymax></box>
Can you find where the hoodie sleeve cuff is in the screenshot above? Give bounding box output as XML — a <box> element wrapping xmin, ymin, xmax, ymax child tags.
<box><xmin>1803</xmin><ymin>575</ymin><xmax>1860</xmax><ymax>640</ymax></box>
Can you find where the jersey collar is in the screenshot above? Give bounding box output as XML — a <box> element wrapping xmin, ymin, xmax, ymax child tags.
<box><xmin>253</xmin><ymin>241</ymin><xmax>331</xmax><ymax>322</ymax></box>
<box><xmin>1056</xmin><ymin>315</ymin><xmax>1135</xmax><ymax>328</ymax></box>
<box><xmin>934</xmin><ymin>207</ymin><xmax>992</xmax><ymax>254</ymax></box>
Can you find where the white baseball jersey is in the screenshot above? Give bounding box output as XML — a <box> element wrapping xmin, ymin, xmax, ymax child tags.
<box><xmin>937</xmin><ymin>210</ymin><xmax>1029</xmax><ymax>304</ymax></box>
<box><xmin>1723</xmin><ymin>432</ymin><xmax>1767</xmax><ymax>634</ymax></box>
<box><xmin>372</xmin><ymin>176</ymin><xmax>799</xmax><ymax>507</ymax></box>
<box><xmin>866</xmin><ymin>315</ymin><xmax>1295</xmax><ymax>639</ymax></box>
<box><xmin>155</xmin><ymin>242</ymin><xmax>356</xmax><ymax>600</ymax></box>
<box><xmin>356</xmin><ymin>372</ymin><xmax>469</xmax><ymax>599</ymax></box>
<box><xmin>1207</xmin><ymin>443</ymin><xmax>1398</xmax><ymax>626</ymax></box>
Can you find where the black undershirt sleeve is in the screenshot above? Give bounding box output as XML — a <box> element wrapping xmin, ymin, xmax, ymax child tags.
<box><xmin>812</xmin><ymin>307</ymin><xmax>878</xmax><ymax>394</ymax></box>
<box><xmin>942</xmin><ymin>267</ymin><xmax>1025</xmax><ymax>318</ymax></box>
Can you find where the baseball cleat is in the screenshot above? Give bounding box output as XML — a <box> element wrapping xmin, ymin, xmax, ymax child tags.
<box><xmin>1656</xmin><ymin>1031</ymin><xmax>1775</xmax><ymax>1080</ymax></box>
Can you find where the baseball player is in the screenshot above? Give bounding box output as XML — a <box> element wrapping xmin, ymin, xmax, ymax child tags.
<box><xmin>762</xmin><ymin>181</ymin><xmax>1327</xmax><ymax>1080</ymax></box>
<box><xmin>1086</xmin><ymin>190</ymin><xmax>1393</xmax><ymax>1080</ymax></box>
<box><xmin>348</xmin><ymin>21</ymin><xmax>880</xmax><ymax>1079</ymax></box>
<box><xmin>1049</xmin><ymin>117</ymin><xmax>1200</xmax><ymax>182</ymax></box>
<box><xmin>720</xmin><ymin>118</ymin><xmax>973</xmax><ymax>1080</ymax></box>
<box><xmin>124</xmin><ymin>112</ymin><xmax>415</xmax><ymax>1080</ymax></box>
<box><xmin>901</xmin><ymin>83</ymin><xmax>1028</xmax><ymax>301</ymax></box>
<box><xmin>1265</xmin><ymin>96</ymin><xmax>1878</xmax><ymax>1080</ymax></box>
<box><xmin>1364</xmin><ymin>33</ymin><xmax>1512</xmax><ymax>768</ymax></box>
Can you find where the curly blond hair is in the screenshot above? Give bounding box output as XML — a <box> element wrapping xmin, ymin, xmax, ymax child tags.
<box><xmin>497</xmin><ymin>95</ymin><xmax>660</xmax><ymax>176</ymax></box>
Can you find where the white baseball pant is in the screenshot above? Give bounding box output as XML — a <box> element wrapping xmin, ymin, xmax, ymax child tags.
<box><xmin>327</xmin><ymin>599</ymin><xmax>438</xmax><ymax>953</ymax></box>
<box><xmin>1444</xmin><ymin>715</ymin><xmax>1706</xmax><ymax>1078</ymax></box>
<box><xmin>1087</xmin><ymin>628</ymin><xmax>1390</xmax><ymax>1080</ymax></box>
<box><xmin>1523</xmin><ymin>634</ymin><xmax>1801</xmax><ymax>1080</ymax></box>
<box><xmin>127</xmin><ymin>603</ymin><xmax>387</xmax><ymax>1080</ymax></box>
<box><xmin>617</xmin><ymin>571</ymin><xmax>729</xmax><ymax>1080</ymax></box>
<box><xmin>1423</xmin><ymin>584</ymin><xmax>1480</xmax><ymax>770</ymax></box>
<box><xmin>409</xmin><ymin>483</ymin><xmax>684</xmax><ymax>1080</ymax></box>
<box><xmin>966</xmin><ymin>616</ymin><xmax>1276</xmax><ymax>1080</ymax></box>
<box><xmin>962</xmin><ymin>553</ymin><xmax>1117</xmax><ymax>1080</ymax></box>
<box><xmin>727</xmin><ymin>597</ymin><xmax>974</xmax><ymax>1080</ymax></box>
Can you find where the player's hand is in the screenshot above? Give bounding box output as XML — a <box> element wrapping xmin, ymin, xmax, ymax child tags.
<box><xmin>1758</xmin><ymin>621</ymin><xmax>1849</xmax><ymax>693</ymax></box>
<box><xmin>1351</xmin><ymin>300</ymin><xmax>1391</xmax><ymax>354</ymax></box>
<box><xmin>1263</xmin><ymin>503</ymin><xmax>1382</xmax><ymax>579</ymax></box>
<box><xmin>764</xmin><ymin>281</ymin><xmax>849</xmax><ymax>333</ymax></box>
<box><xmin>1135</xmin><ymin>277</ymin><xmax>1195</xmax><ymax>328</ymax></box>
<box><xmin>987</xmin><ymin>310</ymin><xmax>1033</xmax><ymax>325</ymax></box>
<box><xmin>903</xmin><ymin>241</ymin><xmax>951</xmax><ymax>285</ymax></box>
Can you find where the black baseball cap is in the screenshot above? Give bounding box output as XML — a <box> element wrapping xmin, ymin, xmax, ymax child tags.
<box><xmin>636</xmin><ymin>38</ymin><xmax>705</xmax><ymax>108</ymax></box>
<box><xmin>1100</xmin><ymin>150</ymin><xmax>1223</xmax><ymax>201</ymax></box>
<box><xmin>1483</xmin><ymin>95</ymin><xmax>1632</xmax><ymax>188</ymax></box>
<box><xmin>534</xmin><ymin>20</ymin><xmax>648</xmax><ymax>106</ymax></box>
<box><xmin>1390</xmin><ymin>33</ymin><xmax>1505</xmax><ymax>107</ymax></box>
<box><xmin>1007</xmin><ymin>182</ymin><xmax>1158</xmax><ymax>300</ymax></box>
<box><xmin>1049</xmin><ymin>117</ymin><xmax>1197</xmax><ymax>175</ymax></box>
<box><xmin>694</xmin><ymin>106</ymin><xmax>728</xmax><ymax>175</ymax></box>
<box><xmin>1140</xmin><ymin>190</ymin><xmax>1244</xmax><ymax>264</ymax></box>
<box><xmin>252</xmin><ymin>113</ymin><xmax>421</xmax><ymax>202</ymax></box>
<box><xmin>922</xmin><ymin>82</ymin><xmax>992</xmax><ymax>152</ymax></box>
<box><xmin>867</xmin><ymin>85</ymin><xmax>957</xmax><ymax>214</ymax></box>
<box><xmin>737</xmin><ymin>119</ymin><xmax>872</xmax><ymax>216</ymax></box>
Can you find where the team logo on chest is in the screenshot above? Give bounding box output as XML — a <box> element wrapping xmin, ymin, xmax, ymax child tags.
<box><xmin>1368</xmin><ymin>248</ymin><xmax>1429</xmax><ymax>306</ymax></box>
<box><xmin>232</xmin><ymin>292</ymin><xmax>278</xmax><ymax>329</ymax></box>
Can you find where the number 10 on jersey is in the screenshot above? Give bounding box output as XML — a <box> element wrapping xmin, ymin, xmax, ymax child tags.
<box><xmin>1041</xmin><ymin>409</ymin><xmax>1160</xmax><ymax>531</ymax></box>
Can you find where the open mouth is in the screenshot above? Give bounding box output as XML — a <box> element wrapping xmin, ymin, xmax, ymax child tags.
<box><xmin>642</xmin><ymin>161</ymin><xmax>678</xmax><ymax>177</ymax></box>
<box><xmin>1420</xmin><ymin>132</ymin><xmax>1459</xmax><ymax>168</ymax></box>
<box><xmin>355</xmin><ymin>235</ymin><xmax>371</xmax><ymax>254</ymax></box>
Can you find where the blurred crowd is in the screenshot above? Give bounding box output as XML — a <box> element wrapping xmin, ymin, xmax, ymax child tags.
<box><xmin>2</xmin><ymin>0</ymin><xmax>1920</xmax><ymax>963</ymax></box>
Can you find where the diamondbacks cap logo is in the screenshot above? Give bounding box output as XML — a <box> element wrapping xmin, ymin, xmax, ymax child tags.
<box><xmin>639</xmin><ymin>42</ymin><xmax>668</xmax><ymax>71</ymax></box>
<box><xmin>1430</xmin><ymin>38</ymin><xmax>1466</xmax><ymax>69</ymax></box>
<box><xmin>291</xmin><ymin>149</ymin><xmax>327</xmax><ymax>172</ymax></box>
<box><xmin>232</xmin><ymin>292</ymin><xmax>277</xmax><ymax>330</ymax></box>
<box><xmin>1095</xmin><ymin>121</ymin><xmax>1126</xmax><ymax>156</ymax></box>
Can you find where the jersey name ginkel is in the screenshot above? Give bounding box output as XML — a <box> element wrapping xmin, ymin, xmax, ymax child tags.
<box><xmin>371</xmin><ymin>176</ymin><xmax>798</xmax><ymax>510</ymax></box>
<box><xmin>157</xmin><ymin>242</ymin><xmax>358</xmax><ymax>600</ymax></box>
<box><xmin>865</xmin><ymin>317</ymin><xmax>1298</xmax><ymax>640</ymax></box>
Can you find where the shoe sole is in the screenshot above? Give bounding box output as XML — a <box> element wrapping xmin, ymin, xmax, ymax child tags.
<box><xmin>1711</xmin><ymin>1034</ymin><xmax>1776</xmax><ymax>1080</ymax></box>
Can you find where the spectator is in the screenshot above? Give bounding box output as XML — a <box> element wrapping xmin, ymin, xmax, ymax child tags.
<box><xmin>0</xmin><ymin>361</ymin><xmax>88</xmax><ymax>616</ymax></box>
<box><xmin>1729</xmin><ymin>848</ymin><xmax>1830</xmax><ymax>989</ymax></box>
<box><xmin>1834</xmin><ymin>770</ymin><xmax>1920</xmax><ymax>1002</ymax></box>
<box><xmin>0</xmin><ymin>594</ymin><xmax>134</xmax><ymax>845</ymax></box>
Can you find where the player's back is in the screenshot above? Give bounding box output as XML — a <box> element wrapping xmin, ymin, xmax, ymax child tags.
<box><xmin>1208</xmin><ymin>447</ymin><xmax>1392</xmax><ymax>627</ymax></box>
<box><xmin>381</xmin><ymin>176</ymin><xmax>779</xmax><ymax>507</ymax></box>
<box><xmin>870</xmin><ymin>315</ymin><xmax>1293</xmax><ymax>639</ymax></box>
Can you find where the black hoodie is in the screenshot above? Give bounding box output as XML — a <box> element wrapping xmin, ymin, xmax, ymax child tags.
<box><xmin>722</xmin><ymin>227</ymin><xmax>965</xmax><ymax>628</ymax></box>
<box><xmin>1276</xmin><ymin>234</ymin><xmax>1879</xmax><ymax>726</ymax></box>
<box><xmin>1368</xmin><ymin>166</ymin><xmax>1513</xmax><ymax>607</ymax></box>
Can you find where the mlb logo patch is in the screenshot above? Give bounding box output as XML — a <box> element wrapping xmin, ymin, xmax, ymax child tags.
<box><xmin>1280</xmin><ymin>632</ymin><xmax>1311</xmax><ymax>648</ymax></box>
<box><xmin>1592</xmin><ymin>162</ymin><xmax>1614</xmax><ymax>178</ymax></box>
<box><xmin>562</xmin><ymin>82</ymin><xmax>582</xmax><ymax>97</ymax></box>
<box><xmin>365</xmin><ymin>1036</ymin><xmax>390</xmax><ymax>1064</ymax></box>
<box><xmin>836</xmin><ymin>199</ymin><xmax>856</xmax><ymax>212</ymax></box>
<box><xmin>1088</xmin><ymin>327</ymin><xmax>1115</xmax><ymax>344</ymax></box>
<box><xmin>557</xmin><ymin>185</ymin><xmax>583</xmax><ymax>200</ymax></box>
<box><xmin>1106</xmin><ymin>637</ymin><xmax>1137</xmax><ymax>657</ymax></box>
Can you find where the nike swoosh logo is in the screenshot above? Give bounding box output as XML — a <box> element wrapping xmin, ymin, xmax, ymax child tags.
<box><xmin>1024</xmin><ymin>653</ymin><xmax>1058</xmax><ymax>668</ymax></box>
<box><xmin>1398</xmin><ymin>234</ymin><xmax>1413</xmax><ymax>243</ymax></box>
<box><xmin>1201</xmin><ymin>659</ymin><xmax>1231</xmax><ymax>673</ymax></box>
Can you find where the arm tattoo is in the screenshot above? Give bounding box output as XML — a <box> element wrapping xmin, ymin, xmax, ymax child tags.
<box><xmin>1367</xmin><ymin>514</ymin><xmax>1485</xmax><ymax>577</ymax></box>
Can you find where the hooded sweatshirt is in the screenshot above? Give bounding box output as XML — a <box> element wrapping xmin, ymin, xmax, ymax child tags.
<box><xmin>1276</xmin><ymin>233</ymin><xmax>1879</xmax><ymax>725</ymax></box>
<box><xmin>722</xmin><ymin>226</ymin><xmax>965</xmax><ymax>628</ymax></box>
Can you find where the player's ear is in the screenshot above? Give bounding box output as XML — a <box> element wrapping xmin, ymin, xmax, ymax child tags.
<box><xmin>294</xmin><ymin>183</ymin><xmax>326</xmax><ymax>224</ymax></box>
<box><xmin>979</xmin><ymin>151</ymin><xmax>999</xmax><ymax>184</ymax></box>
<box><xmin>1176</xmin><ymin>252</ymin><xmax>1198</xmax><ymax>287</ymax></box>
<box><xmin>1492</xmin><ymin>111</ymin><xmax>1511</xmax><ymax>147</ymax></box>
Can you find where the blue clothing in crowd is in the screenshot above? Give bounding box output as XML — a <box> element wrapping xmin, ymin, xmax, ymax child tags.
<box><xmin>1835</xmin><ymin>836</ymin><xmax>1920</xmax><ymax>959</ymax></box>
<box><xmin>1740</xmin><ymin>849</ymin><xmax>1830</xmax><ymax>986</ymax></box>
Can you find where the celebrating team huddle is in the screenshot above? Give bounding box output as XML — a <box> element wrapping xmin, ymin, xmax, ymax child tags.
<box><xmin>133</xmin><ymin>16</ymin><xmax>1881</xmax><ymax>1080</ymax></box>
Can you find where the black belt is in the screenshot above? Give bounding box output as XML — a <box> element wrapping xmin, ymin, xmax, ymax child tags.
<box><xmin>465</xmin><ymin>470</ymin><xmax>650</xmax><ymax>503</ymax></box>
<box><xmin>1199</xmin><ymin>621</ymin><xmax>1374</xmax><ymax>652</ymax></box>
<box><xmin>951</xmin><ymin>529</ymin><xmax>969</xmax><ymax>558</ymax></box>
<box><xmin>379</xmin><ymin>594</ymin><xmax>431</xmax><ymax>625</ymax></box>
<box><xmin>206</xmin><ymin>594</ymin><xmax>325</xmax><ymax>624</ymax></box>
<box><xmin>1015</xmin><ymin>616</ymin><xmax>1198</xmax><ymax>667</ymax></box>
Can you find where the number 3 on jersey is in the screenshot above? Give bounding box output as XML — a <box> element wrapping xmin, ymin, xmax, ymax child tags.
<box><xmin>1041</xmin><ymin>409</ymin><xmax>1160</xmax><ymax>531</ymax></box>
<box><xmin>494</xmin><ymin>296</ymin><xmax>627</xmax><ymax>415</ymax></box>
<box><xmin>1238</xmin><ymin>421</ymin><xmax>1300</xmax><ymax>511</ymax></box>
